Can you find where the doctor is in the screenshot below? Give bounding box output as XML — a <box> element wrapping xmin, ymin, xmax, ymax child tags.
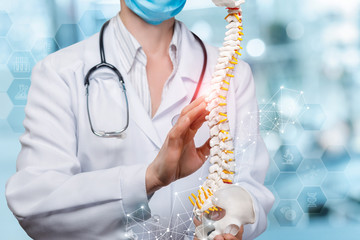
<box><xmin>6</xmin><ymin>0</ymin><xmax>274</xmax><ymax>239</ymax></box>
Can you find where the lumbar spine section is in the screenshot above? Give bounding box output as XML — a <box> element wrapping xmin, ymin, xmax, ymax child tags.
<box><xmin>189</xmin><ymin>1</ymin><xmax>255</xmax><ymax>239</ymax></box>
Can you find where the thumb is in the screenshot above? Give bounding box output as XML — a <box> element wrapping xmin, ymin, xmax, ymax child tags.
<box><xmin>196</xmin><ymin>138</ymin><xmax>210</xmax><ymax>162</ymax></box>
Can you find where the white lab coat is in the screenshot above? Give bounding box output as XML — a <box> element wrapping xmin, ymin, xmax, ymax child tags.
<box><xmin>6</xmin><ymin>16</ymin><xmax>274</xmax><ymax>240</ymax></box>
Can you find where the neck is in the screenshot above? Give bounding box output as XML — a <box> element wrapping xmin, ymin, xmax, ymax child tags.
<box><xmin>119</xmin><ymin>1</ymin><xmax>175</xmax><ymax>57</ymax></box>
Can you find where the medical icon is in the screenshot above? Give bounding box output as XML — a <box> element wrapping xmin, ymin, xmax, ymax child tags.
<box><xmin>274</xmin><ymin>200</ymin><xmax>303</xmax><ymax>226</ymax></box>
<box><xmin>306</xmin><ymin>192</ymin><xmax>317</xmax><ymax>208</ymax></box>
<box><xmin>282</xmin><ymin>149</ymin><xmax>294</xmax><ymax>165</ymax></box>
<box><xmin>14</xmin><ymin>84</ymin><xmax>28</xmax><ymax>100</ymax></box>
<box><xmin>7</xmin><ymin>79</ymin><xmax>30</xmax><ymax>105</ymax></box>
<box><xmin>297</xmin><ymin>187</ymin><xmax>326</xmax><ymax>213</ymax></box>
<box><xmin>8</xmin><ymin>52</ymin><xmax>35</xmax><ymax>78</ymax></box>
<box><xmin>274</xmin><ymin>145</ymin><xmax>303</xmax><ymax>171</ymax></box>
<box><xmin>31</xmin><ymin>38</ymin><xmax>59</xmax><ymax>61</ymax></box>
<box><xmin>280</xmin><ymin>206</ymin><xmax>296</xmax><ymax>221</ymax></box>
<box><xmin>297</xmin><ymin>158</ymin><xmax>326</xmax><ymax>186</ymax></box>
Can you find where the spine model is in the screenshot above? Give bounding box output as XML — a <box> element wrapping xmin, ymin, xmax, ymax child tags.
<box><xmin>189</xmin><ymin>1</ymin><xmax>256</xmax><ymax>239</ymax></box>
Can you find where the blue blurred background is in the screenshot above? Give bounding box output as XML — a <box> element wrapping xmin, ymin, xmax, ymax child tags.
<box><xmin>1</xmin><ymin>0</ymin><xmax>360</xmax><ymax>239</ymax></box>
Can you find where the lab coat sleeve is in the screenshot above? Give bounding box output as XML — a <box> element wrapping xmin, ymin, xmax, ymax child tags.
<box><xmin>5</xmin><ymin>57</ymin><xmax>151</xmax><ymax>239</ymax></box>
<box><xmin>231</xmin><ymin>61</ymin><xmax>275</xmax><ymax>239</ymax></box>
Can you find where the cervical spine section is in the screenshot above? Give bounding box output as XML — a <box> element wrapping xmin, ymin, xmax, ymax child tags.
<box><xmin>189</xmin><ymin>0</ymin><xmax>244</xmax><ymax>216</ymax></box>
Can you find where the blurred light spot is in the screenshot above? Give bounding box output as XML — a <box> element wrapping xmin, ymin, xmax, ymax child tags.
<box><xmin>246</xmin><ymin>38</ymin><xmax>266</xmax><ymax>57</ymax></box>
<box><xmin>277</xmin><ymin>95</ymin><xmax>300</xmax><ymax>118</ymax></box>
<box><xmin>286</xmin><ymin>21</ymin><xmax>304</xmax><ymax>40</ymax></box>
<box><xmin>319</xmin><ymin>121</ymin><xmax>350</xmax><ymax>147</ymax></box>
<box><xmin>190</xmin><ymin>20</ymin><xmax>212</xmax><ymax>42</ymax></box>
<box><xmin>323</xmin><ymin>23</ymin><xmax>358</xmax><ymax>46</ymax></box>
<box><xmin>263</xmin><ymin>131</ymin><xmax>281</xmax><ymax>152</ymax></box>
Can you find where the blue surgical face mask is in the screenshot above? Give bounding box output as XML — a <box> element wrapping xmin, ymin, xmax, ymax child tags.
<box><xmin>124</xmin><ymin>0</ymin><xmax>186</xmax><ymax>25</ymax></box>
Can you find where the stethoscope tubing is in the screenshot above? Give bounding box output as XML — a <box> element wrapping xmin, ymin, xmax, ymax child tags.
<box><xmin>85</xmin><ymin>20</ymin><xmax>207</xmax><ymax>137</ymax></box>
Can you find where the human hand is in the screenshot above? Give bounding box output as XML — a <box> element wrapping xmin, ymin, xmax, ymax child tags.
<box><xmin>146</xmin><ymin>96</ymin><xmax>210</xmax><ymax>194</ymax></box>
<box><xmin>193</xmin><ymin>211</ymin><xmax>244</xmax><ymax>240</ymax></box>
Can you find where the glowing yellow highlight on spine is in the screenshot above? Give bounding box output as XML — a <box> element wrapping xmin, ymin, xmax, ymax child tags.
<box><xmin>201</xmin><ymin>187</ymin><xmax>208</xmax><ymax>199</ymax></box>
<box><xmin>220</xmin><ymin>87</ymin><xmax>228</xmax><ymax>91</ymax></box>
<box><xmin>198</xmin><ymin>190</ymin><xmax>204</xmax><ymax>204</ymax></box>
<box><xmin>189</xmin><ymin>196</ymin><xmax>195</xmax><ymax>206</ymax></box>
<box><xmin>222</xmin><ymin>80</ymin><xmax>230</xmax><ymax>85</ymax></box>
<box><xmin>219</xmin><ymin>118</ymin><xmax>228</xmax><ymax>123</ymax></box>
<box><xmin>223</xmin><ymin>169</ymin><xmax>234</xmax><ymax>174</ymax></box>
<box><xmin>196</xmin><ymin>199</ymin><xmax>202</xmax><ymax>209</ymax></box>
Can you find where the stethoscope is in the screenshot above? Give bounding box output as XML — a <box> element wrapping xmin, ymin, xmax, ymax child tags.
<box><xmin>85</xmin><ymin>20</ymin><xmax>207</xmax><ymax>138</ymax></box>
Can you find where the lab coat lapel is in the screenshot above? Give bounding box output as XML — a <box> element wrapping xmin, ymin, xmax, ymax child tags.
<box><xmin>155</xmin><ymin>23</ymin><xmax>206</xmax><ymax>117</ymax></box>
<box><xmin>105</xmin><ymin>17</ymin><xmax>162</xmax><ymax>148</ymax></box>
<box><xmin>155</xmin><ymin>74</ymin><xmax>188</xmax><ymax>117</ymax></box>
<box><xmin>125</xmin><ymin>79</ymin><xmax>162</xmax><ymax>148</ymax></box>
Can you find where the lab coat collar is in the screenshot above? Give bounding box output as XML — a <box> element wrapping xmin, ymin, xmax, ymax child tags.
<box><xmin>113</xmin><ymin>14</ymin><xmax>141</xmax><ymax>74</ymax></box>
<box><xmin>114</xmin><ymin>14</ymin><xmax>182</xmax><ymax>74</ymax></box>
<box><xmin>177</xmin><ymin>21</ymin><xmax>208</xmax><ymax>84</ymax></box>
<box><xmin>153</xmin><ymin>21</ymin><xmax>210</xmax><ymax>119</ymax></box>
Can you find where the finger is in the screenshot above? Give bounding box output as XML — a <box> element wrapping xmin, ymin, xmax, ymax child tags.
<box><xmin>196</xmin><ymin>138</ymin><xmax>210</xmax><ymax>162</ymax></box>
<box><xmin>190</xmin><ymin>110</ymin><xmax>209</xmax><ymax>131</ymax></box>
<box><xmin>173</xmin><ymin>101</ymin><xmax>206</xmax><ymax>137</ymax></box>
<box><xmin>223</xmin><ymin>234</ymin><xmax>238</xmax><ymax>240</ymax></box>
<box><xmin>235</xmin><ymin>226</ymin><xmax>244</xmax><ymax>240</ymax></box>
<box><xmin>193</xmin><ymin>216</ymin><xmax>202</xmax><ymax>227</ymax></box>
<box><xmin>214</xmin><ymin>236</ymin><xmax>225</xmax><ymax>240</ymax></box>
<box><xmin>180</xmin><ymin>96</ymin><xmax>205</xmax><ymax>116</ymax></box>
